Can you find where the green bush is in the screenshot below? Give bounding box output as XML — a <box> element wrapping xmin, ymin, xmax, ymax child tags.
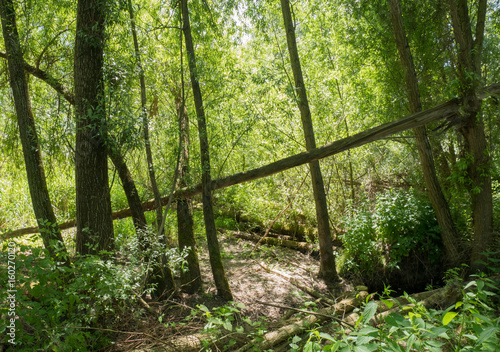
<box><xmin>0</xmin><ymin>243</ymin><xmax>142</xmax><ymax>351</ymax></box>
<box><xmin>339</xmin><ymin>189</ymin><xmax>443</xmax><ymax>286</ymax></box>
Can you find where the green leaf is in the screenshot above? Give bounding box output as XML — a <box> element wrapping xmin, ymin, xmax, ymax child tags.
<box><xmin>442</xmin><ymin>311</ymin><xmax>458</xmax><ymax>326</ymax></box>
<box><xmin>362</xmin><ymin>301</ymin><xmax>378</xmax><ymax>324</ymax></box>
<box><xmin>477</xmin><ymin>326</ymin><xmax>498</xmax><ymax>345</ymax></box>
<box><xmin>198</xmin><ymin>304</ymin><xmax>210</xmax><ymax>313</ymax></box>
<box><xmin>358</xmin><ymin>326</ymin><xmax>379</xmax><ymax>336</ymax></box>
<box><xmin>319</xmin><ymin>332</ymin><xmax>336</xmax><ymax>342</ymax></box>
<box><xmin>381</xmin><ymin>299</ymin><xmax>394</xmax><ymax>309</ymax></box>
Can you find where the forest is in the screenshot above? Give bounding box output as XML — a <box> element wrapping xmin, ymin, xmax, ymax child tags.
<box><xmin>1</xmin><ymin>0</ymin><xmax>500</xmax><ymax>350</ymax></box>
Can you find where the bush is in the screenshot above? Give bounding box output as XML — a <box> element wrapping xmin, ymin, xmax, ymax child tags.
<box><xmin>0</xmin><ymin>243</ymin><xmax>142</xmax><ymax>351</ymax></box>
<box><xmin>339</xmin><ymin>189</ymin><xmax>443</xmax><ymax>290</ymax></box>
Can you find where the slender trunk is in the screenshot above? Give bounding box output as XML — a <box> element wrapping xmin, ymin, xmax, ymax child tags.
<box><xmin>128</xmin><ymin>0</ymin><xmax>176</xmax><ymax>296</ymax></box>
<box><xmin>448</xmin><ymin>0</ymin><xmax>492</xmax><ymax>268</ymax></box>
<box><xmin>127</xmin><ymin>0</ymin><xmax>163</xmax><ymax>233</ymax></box>
<box><xmin>174</xmin><ymin>21</ymin><xmax>201</xmax><ymax>293</ymax></box>
<box><xmin>280</xmin><ymin>0</ymin><xmax>339</xmax><ymax>282</ymax></box>
<box><xmin>107</xmin><ymin>150</ymin><xmax>147</xmax><ymax>237</ymax></box>
<box><xmin>74</xmin><ymin>0</ymin><xmax>114</xmax><ymax>255</ymax></box>
<box><xmin>388</xmin><ymin>0</ymin><xmax>461</xmax><ymax>265</ymax></box>
<box><xmin>181</xmin><ymin>0</ymin><xmax>233</xmax><ymax>300</ymax></box>
<box><xmin>0</xmin><ymin>0</ymin><xmax>70</xmax><ymax>264</ymax></box>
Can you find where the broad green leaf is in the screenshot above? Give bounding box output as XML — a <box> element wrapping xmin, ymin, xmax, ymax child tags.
<box><xmin>356</xmin><ymin>335</ymin><xmax>375</xmax><ymax>345</ymax></box>
<box><xmin>442</xmin><ymin>311</ymin><xmax>458</xmax><ymax>326</ymax></box>
<box><xmin>362</xmin><ymin>301</ymin><xmax>378</xmax><ymax>324</ymax></box>
<box><xmin>319</xmin><ymin>332</ymin><xmax>336</xmax><ymax>341</ymax></box>
<box><xmin>358</xmin><ymin>326</ymin><xmax>379</xmax><ymax>336</ymax></box>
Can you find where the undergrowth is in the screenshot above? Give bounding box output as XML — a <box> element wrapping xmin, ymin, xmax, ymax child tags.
<box><xmin>294</xmin><ymin>252</ymin><xmax>500</xmax><ymax>352</ymax></box>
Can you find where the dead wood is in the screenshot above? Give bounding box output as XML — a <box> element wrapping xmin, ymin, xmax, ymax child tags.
<box><xmin>233</xmin><ymin>231</ymin><xmax>317</xmax><ymax>254</ymax></box>
<box><xmin>235</xmin><ymin>293</ymin><xmax>368</xmax><ymax>352</ymax></box>
<box><xmin>3</xmin><ymin>83</ymin><xmax>499</xmax><ymax>240</ymax></box>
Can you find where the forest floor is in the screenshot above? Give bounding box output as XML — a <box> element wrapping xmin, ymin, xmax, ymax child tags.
<box><xmin>106</xmin><ymin>228</ymin><xmax>353</xmax><ymax>352</ymax></box>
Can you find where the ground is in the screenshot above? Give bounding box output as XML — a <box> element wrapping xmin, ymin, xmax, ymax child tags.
<box><xmin>106</xmin><ymin>229</ymin><xmax>351</xmax><ymax>351</ymax></box>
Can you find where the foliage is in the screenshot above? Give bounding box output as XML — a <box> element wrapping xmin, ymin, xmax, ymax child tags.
<box><xmin>182</xmin><ymin>301</ymin><xmax>268</xmax><ymax>351</ymax></box>
<box><xmin>294</xmin><ymin>258</ymin><xmax>500</xmax><ymax>351</ymax></box>
<box><xmin>0</xmin><ymin>242</ymin><xmax>143</xmax><ymax>351</ymax></box>
<box><xmin>340</xmin><ymin>189</ymin><xmax>442</xmax><ymax>279</ymax></box>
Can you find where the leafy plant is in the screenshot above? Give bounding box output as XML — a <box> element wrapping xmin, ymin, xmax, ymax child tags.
<box><xmin>294</xmin><ymin>258</ymin><xmax>500</xmax><ymax>351</ymax></box>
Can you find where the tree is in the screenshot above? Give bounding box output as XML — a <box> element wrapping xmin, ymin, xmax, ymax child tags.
<box><xmin>181</xmin><ymin>0</ymin><xmax>233</xmax><ymax>300</ymax></box>
<box><xmin>0</xmin><ymin>0</ymin><xmax>70</xmax><ymax>264</ymax></box>
<box><xmin>127</xmin><ymin>0</ymin><xmax>176</xmax><ymax>297</ymax></box>
<box><xmin>447</xmin><ymin>0</ymin><xmax>492</xmax><ymax>268</ymax></box>
<box><xmin>74</xmin><ymin>0</ymin><xmax>114</xmax><ymax>255</ymax></box>
<box><xmin>173</xmin><ymin>16</ymin><xmax>201</xmax><ymax>293</ymax></box>
<box><xmin>388</xmin><ymin>0</ymin><xmax>461</xmax><ymax>265</ymax></box>
<box><xmin>280</xmin><ymin>0</ymin><xmax>339</xmax><ymax>282</ymax></box>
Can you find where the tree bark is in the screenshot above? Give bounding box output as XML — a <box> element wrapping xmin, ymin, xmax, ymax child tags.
<box><xmin>74</xmin><ymin>0</ymin><xmax>114</xmax><ymax>255</ymax></box>
<box><xmin>0</xmin><ymin>0</ymin><xmax>70</xmax><ymax>264</ymax></box>
<box><xmin>388</xmin><ymin>0</ymin><xmax>461</xmax><ymax>265</ymax></box>
<box><xmin>448</xmin><ymin>0</ymin><xmax>492</xmax><ymax>268</ymax></box>
<box><xmin>174</xmin><ymin>83</ymin><xmax>202</xmax><ymax>293</ymax></box>
<box><xmin>280</xmin><ymin>0</ymin><xmax>339</xmax><ymax>282</ymax></box>
<box><xmin>181</xmin><ymin>0</ymin><xmax>232</xmax><ymax>300</ymax></box>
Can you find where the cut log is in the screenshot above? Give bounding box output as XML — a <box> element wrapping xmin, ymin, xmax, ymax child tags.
<box><xmin>3</xmin><ymin>83</ymin><xmax>500</xmax><ymax>240</ymax></box>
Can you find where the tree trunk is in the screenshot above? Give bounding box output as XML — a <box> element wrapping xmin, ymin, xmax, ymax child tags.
<box><xmin>128</xmin><ymin>0</ymin><xmax>163</xmax><ymax>234</ymax></box>
<box><xmin>128</xmin><ymin>0</ymin><xmax>176</xmax><ymax>296</ymax></box>
<box><xmin>388</xmin><ymin>0</ymin><xmax>461</xmax><ymax>266</ymax></box>
<box><xmin>174</xmin><ymin>83</ymin><xmax>202</xmax><ymax>293</ymax></box>
<box><xmin>280</xmin><ymin>0</ymin><xmax>339</xmax><ymax>282</ymax></box>
<box><xmin>74</xmin><ymin>0</ymin><xmax>114</xmax><ymax>255</ymax></box>
<box><xmin>108</xmin><ymin>150</ymin><xmax>147</xmax><ymax>239</ymax></box>
<box><xmin>0</xmin><ymin>0</ymin><xmax>70</xmax><ymax>264</ymax></box>
<box><xmin>181</xmin><ymin>0</ymin><xmax>233</xmax><ymax>300</ymax></box>
<box><xmin>448</xmin><ymin>0</ymin><xmax>492</xmax><ymax>268</ymax></box>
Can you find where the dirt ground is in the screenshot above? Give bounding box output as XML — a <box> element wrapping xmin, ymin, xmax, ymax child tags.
<box><xmin>107</xmin><ymin>229</ymin><xmax>351</xmax><ymax>351</ymax></box>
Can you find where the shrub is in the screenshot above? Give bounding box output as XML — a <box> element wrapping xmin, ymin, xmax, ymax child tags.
<box><xmin>0</xmin><ymin>243</ymin><xmax>142</xmax><ymax>351</ymax></box>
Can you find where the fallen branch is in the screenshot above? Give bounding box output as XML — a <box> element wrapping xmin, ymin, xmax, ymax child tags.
<box><xmin>3</xmin><ymin>83</ymin><xmax>500</xmax><ymax>240</ymax></box>
<box><xmin>236</xmin><ymin>293</ymin><xmax>368</xmax><ymax>352</ymax></box>
<box><xmin>256</xmin><ymin>300</ymin><xmax>355</xmax><ymax>328</ymax></box>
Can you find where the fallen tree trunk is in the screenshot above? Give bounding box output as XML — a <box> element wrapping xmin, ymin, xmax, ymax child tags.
<box><xmin>3</xmin><ymin>84</ymin><xmax>500</xmax><ymax>240</ymax></box>
<box><xmin>233</xmin><ymin>231</ymin><xmax>317</xmax><ymax>254</ymax></box>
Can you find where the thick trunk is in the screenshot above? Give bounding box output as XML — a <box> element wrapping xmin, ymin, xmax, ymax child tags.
<box><xmin>280</xmin><ymin>0</ymin><xmax>339</xmax><ymax>282</ymax></box>
<box><xmin>448</xmin><ymin>0</ymin><xmax>492</xmax><ymax>267</ymax></box>
<box><xmin>181</xmin><ymin>0</ymin><xmax>232</xmax><ymax>300</ymax></box>
<box><xmin>174</xmin><ymin>85</ymin><xmax>202</xmax><ymax>293</ymax></box>
<box><xmin>74</xmin><ymin>0</ymin><xmax>114</xmax><ymax>255</ymax></box>
<box><xmin>388</xmin><ymin>0</ymin><xmax>461</xmax><ymax>265</ymax></box>
<box><xmin>0</xmin><ymin>0</ymin><xmax>69</xmax><ymax>264</ymax></box>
